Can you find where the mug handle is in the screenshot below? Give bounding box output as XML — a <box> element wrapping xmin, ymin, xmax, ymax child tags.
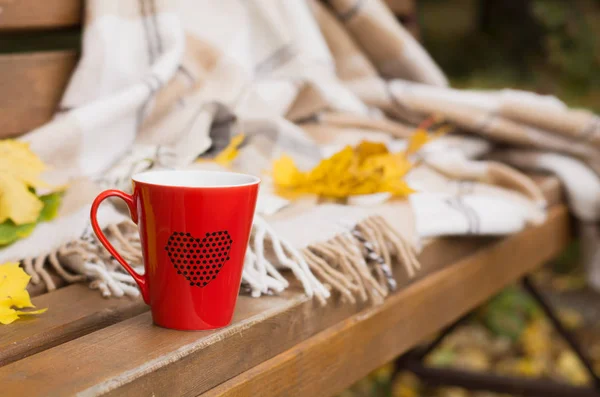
<box><xmin>90</xmin><ymin>189</ymin><xmax>149</xmax><ymax>304</ymax></box>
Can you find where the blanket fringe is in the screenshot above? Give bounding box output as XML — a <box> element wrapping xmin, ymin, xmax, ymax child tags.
<box><xmin>22</xmin><ymin>216</ymin><xmax>333</xmax><ymax>304</ymax></box>
<box><xmin>302</xmin><ymin>216</ymin><xmax>420</xmax><ymax>305</ymax></box>
<box><xmin>241</xmin><ymin>216</ymin><xmax>330</xmax><ymax>305</ymax></box>
<box><xmin>20</xmin><ymin>215</ymin><xmax>415</xmax><ymax>306</ymax></box>
<box><xmin>22</xmin><ymin>221</ymin><xmax>144</xmax><ymax>297</ymax></box>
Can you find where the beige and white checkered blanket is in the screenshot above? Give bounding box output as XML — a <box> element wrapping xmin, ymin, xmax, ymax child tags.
<box><xmin>2</xmin><ymin>0</ymin><xmax>599</xmax><ymax>302</ymax></box>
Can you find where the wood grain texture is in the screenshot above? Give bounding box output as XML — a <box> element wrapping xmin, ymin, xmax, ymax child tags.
<box><xmin>0</xmin><ymin>293</ymin><xmax>310</xmax><ymax>396</ymax></box>
<box><xmin>0</xmin><ymin>51</ymin><xmax>76</xmax><ymax>138</ymax></box>
<box><xmin>0</xmin><ymin>284</ymin><xmax>146</xmax><ymax>367</ymax></box>
<box><xmin>0</xmin><ymin>0</ymin><xmax>82</xmax><ymax>30</ymax></box>
<box><xmin>206</xmin><ymin>206</ymin><xmax>571</xmax><ymax>397</ymax></box>
<box><xmin>0</xmin><ymin>180</ymin><xmax>564</xmax><ymax>397</ymax></box>
<box><xmin>0</xmin><ymin>243</ymin><xmax>492</xmax><ymax>397</ymax></box>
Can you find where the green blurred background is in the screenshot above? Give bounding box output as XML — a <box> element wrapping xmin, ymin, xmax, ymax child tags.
<box><xmin>419</xmin><ymin>0</ymin><xmax>600</xmax><ymax>111</ymax></box>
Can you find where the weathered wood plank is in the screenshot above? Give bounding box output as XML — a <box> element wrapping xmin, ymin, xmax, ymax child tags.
<box><xmin>0</xmin><ymin>178</ymin><xmax>564</xmax><ymax>396</ymax></box>
<box><xmin>0</xmin><ymin>249</ymin><xmax>484</xmax><ymax>396</ymax></box>
<box><xmin>206</xmin><ymin>206</ymin><xmax>571</xmax><ymax>397</ymax></box>
<box><xmin>0</xmin><ymin>284</ymin><xmax>146</xmax><ymax>367</ymax></box>
<box><xmin>0</xmin><ymin>0</ymin><xmax>82</xmax><ymax>31</ymax></box>
<box><xmin>0</xmin><ymin>293</ymin><xmax>311</xmax><ymax>397</ymax></box>
<box><xmin>0</xmin><ymin>51</ymin><xmax>76</xmax><ymax>138</ymax></box>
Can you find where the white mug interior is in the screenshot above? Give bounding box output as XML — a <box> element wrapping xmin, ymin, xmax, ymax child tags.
<box><xmin>132</xmin><ymin>170</ymin><xmax>260</xmax><ymax>188</ymax></box>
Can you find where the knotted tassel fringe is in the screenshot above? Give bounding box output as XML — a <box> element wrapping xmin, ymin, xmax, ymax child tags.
<box><xmin>301</xmin><ymin>215</ymin><xmax>420</xmax><ymax>305</ymax></box>
<box><xmin>21</xmin><ymin>216</ymin><xmax>332</xmax><ymax>303</ymax></box>
<box><xmin>21</xmin><ymin>221</ymin><xmax>144</xmax><ymax>297</ymax></box>
<box><xmin>240</xmin><ymin>216</ymin><xmax>330</xmax><ymax>305</ymax></box>
<box><xmin>20</xmin><ymin>215</ymin><xmax>419</xmax><ymax>307</ymax></box>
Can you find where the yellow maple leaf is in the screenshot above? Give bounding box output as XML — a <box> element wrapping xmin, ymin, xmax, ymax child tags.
<box><xmin>0</xmin><ymin>140</ymin><xmax>56</xmax><ymax>225</ymax></box>
<box><xmin>213</xmin><ymin>134</ymin><xmax>246</xmax><ymax>167</ymax></box>
<box><xmin>0</xmin><ymin>262</ymin><xmax>46</xmax><ymax>325</ymax></box>
<box><xmin>355</xmin><ymin>141</ymin><xmax>389</xmax><ymax>162</ymax></box>
<box><xmin>272</xmin><ymin>155</ymin><xmax>306</xmax><ymax>188</ymax></box>
<box><xmin>0</xmin><ymin>141</ymin><xmax>48</xmax><ymax>186</ymax></box>
<box><xmin>272</xmin><ymin>131</ymin><xmax>430</xmax><ymax>199</ymax></box>
<box><xmin>0</xmin><ymin>175</ymin><xmax>44</xmax><ymax>225</ymax></box>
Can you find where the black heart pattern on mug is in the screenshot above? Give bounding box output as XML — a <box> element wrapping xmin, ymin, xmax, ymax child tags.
<box><xmin>165</xmin><ymin>231</ymin><xmax>233</xmax><ymax>287</ymax></box>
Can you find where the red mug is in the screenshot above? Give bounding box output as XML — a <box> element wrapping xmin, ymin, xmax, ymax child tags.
<box><xmin>90</xmin><ymin>170</ymin><xmax>259</xmax><ymax>330</ymax></box>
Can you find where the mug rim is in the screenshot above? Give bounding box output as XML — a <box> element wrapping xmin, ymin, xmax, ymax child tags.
<box><xmin>132</xmin><ymin>170</ymin><xmax>261</xmax><ymax>189</ymax></box>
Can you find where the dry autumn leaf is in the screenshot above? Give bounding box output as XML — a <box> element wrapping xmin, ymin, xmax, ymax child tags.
<box><xmin>0</xmin><ymin>192</ymin><xmax>63</xmax><ymax>247</ymax></box>
<box><xmin>405</xmin><ymin>129</ymin><xmax>430</xmax><ymax>155</ymax></box>
<box><xmin>520</xmin><ymin>318</ymin><xmax>552</xmax><ymax>358</ymax></box>
<box><xmin>558</xmin><ymin>308</ymin><xmax>584</xmax><ymax>330</ymax></box>
<box><xmin>213</xmin><ymin>134</ymin><xmax>246</xmax><ymax>166</ymax></box>
<box><xmin>272</xmin><ymin>131</ymin><xmax>431</xmax><ymax>199</ymax></box>
<box><xmin>556</xmin><ymin>351</ymin><xmax>590</xmax><ymax>386</ymax></box>
<box><xmin>0</xmin><ymin>262</ymin><xmax>47</xmax><ymax>325</ymax></box>
<box><xmin>392</xmin><ymin>371</ymin><xmax>420</xmax><ymax>397</ymax></box>
<box><xmin>0</xmin><ymin>140</ymin><xmax>56</xmax><ymax>225</ymax></box>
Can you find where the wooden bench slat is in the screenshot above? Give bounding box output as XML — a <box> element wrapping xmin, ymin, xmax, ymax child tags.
<box><xmin>0</xmin><ymin>292</ymin><xmax>310</xmax><ymax>396</ymax></box>
<box><xmin>206</xmin><ymin>206</ymin><xmax>570</xmax><ymax>397</ymax></box>
<box><xmin>0</xmin><ymin>51</ymin><xmax>76</xmax><ymax>138</ymax></box>
<box><xmin>0</xmin><ymin>284</ymin><xmax>146</xmax><ymax>367</ymax></box>
<box><xmin>0</xmin><ymin>0</ymin><xmax>82</xmax><ymax>31</ymax></box>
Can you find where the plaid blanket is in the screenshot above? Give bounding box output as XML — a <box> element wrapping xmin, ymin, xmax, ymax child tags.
<box><xmin>2</xmin><ymin>0</ymin><xmax>599</xmax><ymax>302</ymax></box>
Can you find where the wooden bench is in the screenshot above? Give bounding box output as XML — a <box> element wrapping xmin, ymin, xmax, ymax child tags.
<box><xmin>0</xmin><ymin>2</ymin><xmax>573</xmax><ymax>396</ymax></box>
<box><xmin>0</xmin><ymin>176</ymin><xmax>569</xmax><ymax>396</ymax></box>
